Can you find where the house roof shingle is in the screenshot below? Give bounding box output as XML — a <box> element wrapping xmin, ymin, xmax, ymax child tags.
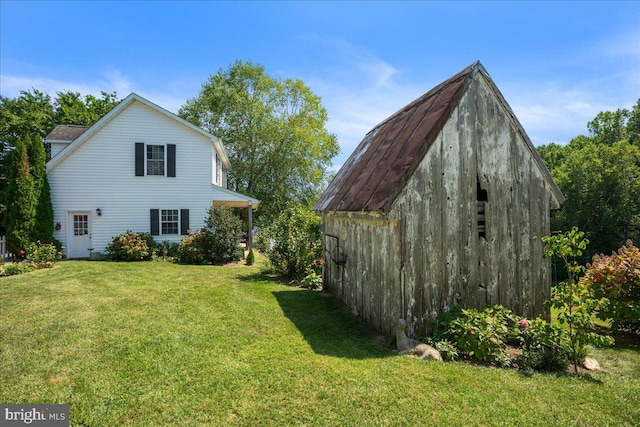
<box><xmin>314</xmin><ymin>61</ymin><xmax>564</xmax><ymax>213</ymax></box>
<box><xmin>45</xmin><ymin>125</ymin><xmax>91</xmax><ymax>142</ymax></box>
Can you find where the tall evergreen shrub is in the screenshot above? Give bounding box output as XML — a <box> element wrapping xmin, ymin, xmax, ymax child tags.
<box><xmin>3</xmin><ymin>136</ymin><xmax>37</xmax><ymax>255</ymax></box>
<box><xmin>29</xmin><ymin>135</ymin><xmax>54</xmax><ymax>243</ymax></box>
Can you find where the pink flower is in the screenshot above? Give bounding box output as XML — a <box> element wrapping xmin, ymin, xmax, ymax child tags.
<box><xmin>518</xmin><ymin>319</ymin><xmax>529</xmax><ymax>329</ymax></box>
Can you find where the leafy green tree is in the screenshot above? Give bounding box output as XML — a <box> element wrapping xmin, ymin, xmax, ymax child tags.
<box><xmin>538</xmin><ymin>100</ymin><xmax>640</xmax><ymax>259</ymax></box>
<box><xmin>54</xmin><ymin>91</ymin><xmax>120</xmax><ymax>126</ymax></box>
<box><xmin>551</xmin><ymin>141</ymin><xmax>640</xmax><ymax>259</ymax></box>
<box><xmin>627</xmin><ymin>99</ymin><xmax>640</xmax><ymax>146</ymax></box>
<box><xmin>588</xmin><ymin>108</ymin><xmax>629</xmax><ymax>146</ymax></box>
<box><xmin>2</xmin><ymin>136</ymin><xmax>37</xmax><ymax>255</ymax></box>
<box><xmin>179</xmin><ymin>60</ymin><xmax>339</xmax><ymax>221</ymax></box>
<box><xmin>0</xmin><ymin>89</ymin><xmax>119</xmax><ymax>235</ymax></box>
<box><xmin>0</xmin><ymin>90</ymin><xmax>54</xmax><ymax>149</ymax></box>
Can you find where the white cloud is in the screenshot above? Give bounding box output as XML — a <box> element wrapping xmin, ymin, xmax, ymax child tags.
<box><xmin>1</xmin><ymin>71</ymin><xmax>127</xmax><ymax>99</ymax></box>
<box><xmin>0</xmin><ymin>69</ymin><xmax>193</xmax><ymax>114</ymax></box>
<box><xmin>300</xmin><ymin>38</ymin><xmax>427</xmax><ymax>169</ymax></box>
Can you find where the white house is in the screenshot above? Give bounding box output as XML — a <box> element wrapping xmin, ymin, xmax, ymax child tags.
<box><xmin>46</xmin><ymin>93</ymin><xmax>260</xmax><ymax>259</ymax></box>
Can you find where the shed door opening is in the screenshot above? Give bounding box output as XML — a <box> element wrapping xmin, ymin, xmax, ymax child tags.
<box><xmin>477</xmin><ymin>180</ymin><xmax>488</xmax><ymax>239</ymax></box>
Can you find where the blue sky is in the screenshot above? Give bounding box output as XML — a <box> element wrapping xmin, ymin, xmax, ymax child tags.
<box><xmin>1</xmin><ymin>1</ymin><xmax>639</xmax><ymax>169</ymax></box>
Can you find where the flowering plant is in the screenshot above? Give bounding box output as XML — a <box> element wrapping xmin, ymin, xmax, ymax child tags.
<box><xmin>26</xmin><ymin>241</ymin><xmax>62</xmax><ymax>269</ymax></box>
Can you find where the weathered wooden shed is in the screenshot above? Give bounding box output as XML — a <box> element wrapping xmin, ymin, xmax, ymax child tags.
<box><xmin>314</xmin><ymin>62</ymin><xmax>564</xmax><ymax>338</ymax></box>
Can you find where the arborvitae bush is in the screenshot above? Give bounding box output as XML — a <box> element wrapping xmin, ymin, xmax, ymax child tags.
<box><xmin>3</xmin><ymin>136</ymin><xmax>37</xmax><ymax>256</ymax></box>
<box><xmin>246</xmin><ymin>248</ymin><xmax>255</xmax><ymax>265</ymax></box>
<box><xmin>33</xmin><ymin>173</ymin><xmax>54</xmax><ymax>244</ymax></box>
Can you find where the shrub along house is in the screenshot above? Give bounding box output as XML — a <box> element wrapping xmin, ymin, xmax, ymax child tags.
<box><xmin>314</xmin><ymin>62</ymin><xmax>564</xmax><ymax>338</ymax></box>
<box><xmin>46</xmin><ymin>93</ymin><xmax>259</xmax><ymax>259</ymax></box>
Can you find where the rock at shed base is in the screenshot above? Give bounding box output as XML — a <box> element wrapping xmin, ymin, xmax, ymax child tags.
<box><xmin>583</xmin><ymin>357</ymin><xmax>600</xmax><ymax>371</ymax></box>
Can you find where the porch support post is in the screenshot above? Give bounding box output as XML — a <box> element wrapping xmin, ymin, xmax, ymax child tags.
<box><xmin>247</xmin><ymin>200</ymin><xmax>253</xmax><ymax>250</ymax></box>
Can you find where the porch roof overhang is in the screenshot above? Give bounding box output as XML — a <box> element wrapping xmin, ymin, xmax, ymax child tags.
<box><xmin>212</xmin><ymin>185</ymin><xmax>260</xmax><ymax>209</ymax></box>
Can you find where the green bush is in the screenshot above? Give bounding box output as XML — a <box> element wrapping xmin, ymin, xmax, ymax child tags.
<box><xmin>0</xmin><ymin>263</ymin><xmax>36</xmax><ymax>276</ymax></box>
<box><xmin>581</xmin><ymin>240</ymin><xmax>640</xmax><ymax>333</ymax></box>
<box><xmin>177</xmin><ymin>230</ymin><xmax>210</xmax><ymax>265</ymax></box>
<box><xmin>441</xmin><ymin>305</ymin><xmax>514</xmax><ymax>367</ymax></box>
<box><xmin>432</xmin><ymin>340</ymin><xmax>459</xmax><ymax>361</ymax></box>
<box><xmin>26</xmin><ymin>241</ymin><xmax>62</xmax><ymax>268</ymax></box>
<box><xmin>299</xmin><ymin>269</ymin><xmax>322</xmax><ymax>290</ymax></box>
<box><xmin>105</xmin><ymin>231</ymin><xmax>155</xmax><ymax>261</ymax></box>
<box><xmin>517</xmin><ymin>318</ymin><xmax>570</xmax><ymax>372</ymax></box>
<box><xmin>432</xmin><ymin>305</ymin><xmax>572</xmax><ymax>370</ymax></box>
<box><xmin>177</xmin><ymin>204</ymin><xmax>243</xmax><ymax>265</ymax></box>
<box><xmin>154</xmin><ymin>241</ymin><xmax>180</xmax><ymax>260</ymax></box>
<box><xmin>246</xmin><ymin>249</ymin><xmax>255</xmax><ymax>266</ymax></box>
<box><xmin>258</xmin><ymin>205</ymin><xmax>322</xmax><ymax>278</ymax></box>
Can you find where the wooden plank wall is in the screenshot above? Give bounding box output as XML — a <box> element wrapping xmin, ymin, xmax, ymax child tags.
<box><xmin>320</xmin><ymin>212</ymin><xmax>402</xmax><ymax>336</ymax></box>
<box><xmin>321</xmin><ymin>73</ymin><xmax>554</xmax><ymax>339</ymax></box>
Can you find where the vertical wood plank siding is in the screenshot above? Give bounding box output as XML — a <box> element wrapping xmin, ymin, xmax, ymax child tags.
<box><xmin>321</xmin><ymin>74</ymin><xmax>553</xmax><ymax>338</ymax></box>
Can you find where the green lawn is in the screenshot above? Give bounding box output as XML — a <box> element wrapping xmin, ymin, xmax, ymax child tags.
<box><xmin>1</xmin><ymin>259</ymin><xmax>638</xmax><ymax>426</ymax></box>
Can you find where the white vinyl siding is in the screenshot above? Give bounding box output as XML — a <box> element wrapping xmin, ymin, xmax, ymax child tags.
<box><xmin>50</xmin><ymin>142</ymin><xmax>70</xmax><ymax>159</ymax></box>
<box><xmin>48</xmin><ymin>100</ymin><xmax>234</xmax><ymax>254</ymax></box>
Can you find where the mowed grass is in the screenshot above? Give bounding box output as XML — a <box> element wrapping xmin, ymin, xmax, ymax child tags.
<box><xmin>1</xmin><ymin>259</ymin><xmax>638</xmax><ymax>426</ymax></box>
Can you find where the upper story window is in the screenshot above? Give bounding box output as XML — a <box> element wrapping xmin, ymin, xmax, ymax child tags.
<box><xmin>212</xmin><ymin>151</ymin><xmax>226</xmax><ymax>187</ymax></box>
<box><xmin>147</xmin><ymin>145</ymin><xmax>165</xmax><ymax>176</ymax></box>
<box><xmin>216</xmin><ymin>155</ymin><xmax>224</xmax><ymax>186</ymax></box>
<box><xmin>136</xmin><ymin>143</ymin><xmax>176</xmax><ymax>177</ymax></box>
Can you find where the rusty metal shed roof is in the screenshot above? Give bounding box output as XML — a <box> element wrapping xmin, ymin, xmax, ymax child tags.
<box><xmin>46</xmin><ymin>124</ymin><xmax>91</xmax><ymax>141</ymax></box>
<box><xmin>314</xmin><ymin>61</ymin><xmax>564</xmax><ymax>213</ymax></box>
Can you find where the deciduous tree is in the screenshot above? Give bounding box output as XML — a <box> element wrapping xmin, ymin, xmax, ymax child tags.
<box><xmin>0</xmin><ymin>89</ymin><xmax>119</xmax><ymax>235</ymax></box>
<box><xmin>538</xmin><ymin>99</ymin><xmax>640</xmax><ymax>259</ymax></box>
<box><xmin>179</xmin><ymin>60</ymin><xmax>339</xmax><ymax>221</ymax></box>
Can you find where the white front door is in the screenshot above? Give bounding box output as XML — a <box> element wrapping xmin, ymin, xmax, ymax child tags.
<box><xmin>68</xmin><ymin>212</ymin><xmax>91</xmax><ymax>258</ymax></box>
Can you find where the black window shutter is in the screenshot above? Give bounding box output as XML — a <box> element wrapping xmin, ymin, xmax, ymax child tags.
<box><xmin>135</xmin><ymin>143</ymin><xmax>145</xmax><ymax>176</ymax></box>
<box><xmin>167</xmin><ymin>144</ymin><xmax>176</xmax><ymax>177</ymax></box>
<box><xmin>150</xmin><ymin>209</ymin><xmax>160</xmax><ymax>236</ymax></box>
<box><xmin>180</xmin><ymin>209</ymin><xmax>189</xmax><ymax>235</ymax></box>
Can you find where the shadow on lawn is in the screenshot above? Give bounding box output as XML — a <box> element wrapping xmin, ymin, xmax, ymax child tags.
<box><xmin>271</xmin><ymin>289</ymin><xmax>394</xmax><ymax>359</ymax></box>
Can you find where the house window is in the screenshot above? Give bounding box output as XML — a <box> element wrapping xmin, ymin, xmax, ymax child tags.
<box><xmin>73</xmin><ymin>215</ymin><xmax>88</xmax><ymax>236</ymax></box>
<box><xmin>216</xmin><ymin>155</ymin><xmax>223</xmax><ymax>186</ymax></box>
<box><xmin>212</xmin><ymin>152</ymin><xmax>225</xmax><ymax>187</ymax></box>
<box><xmin>147</xmin><ymin>145</ymin><xmax>165</xmax><ymax>176</ymax></box>
<box><xmin>136</xmin><ymin>143</ymin><xmax>175</xmax><ymax>177</ymax></box>
<box><xmin>151</xmin><ymin>208</ymin><xmax>189</xmax><ymax>236</ymax></box>
<box><xmin>161</xmin><ymin>209</ymin><xmax>179</xmax><ymax>235</ymax></box>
